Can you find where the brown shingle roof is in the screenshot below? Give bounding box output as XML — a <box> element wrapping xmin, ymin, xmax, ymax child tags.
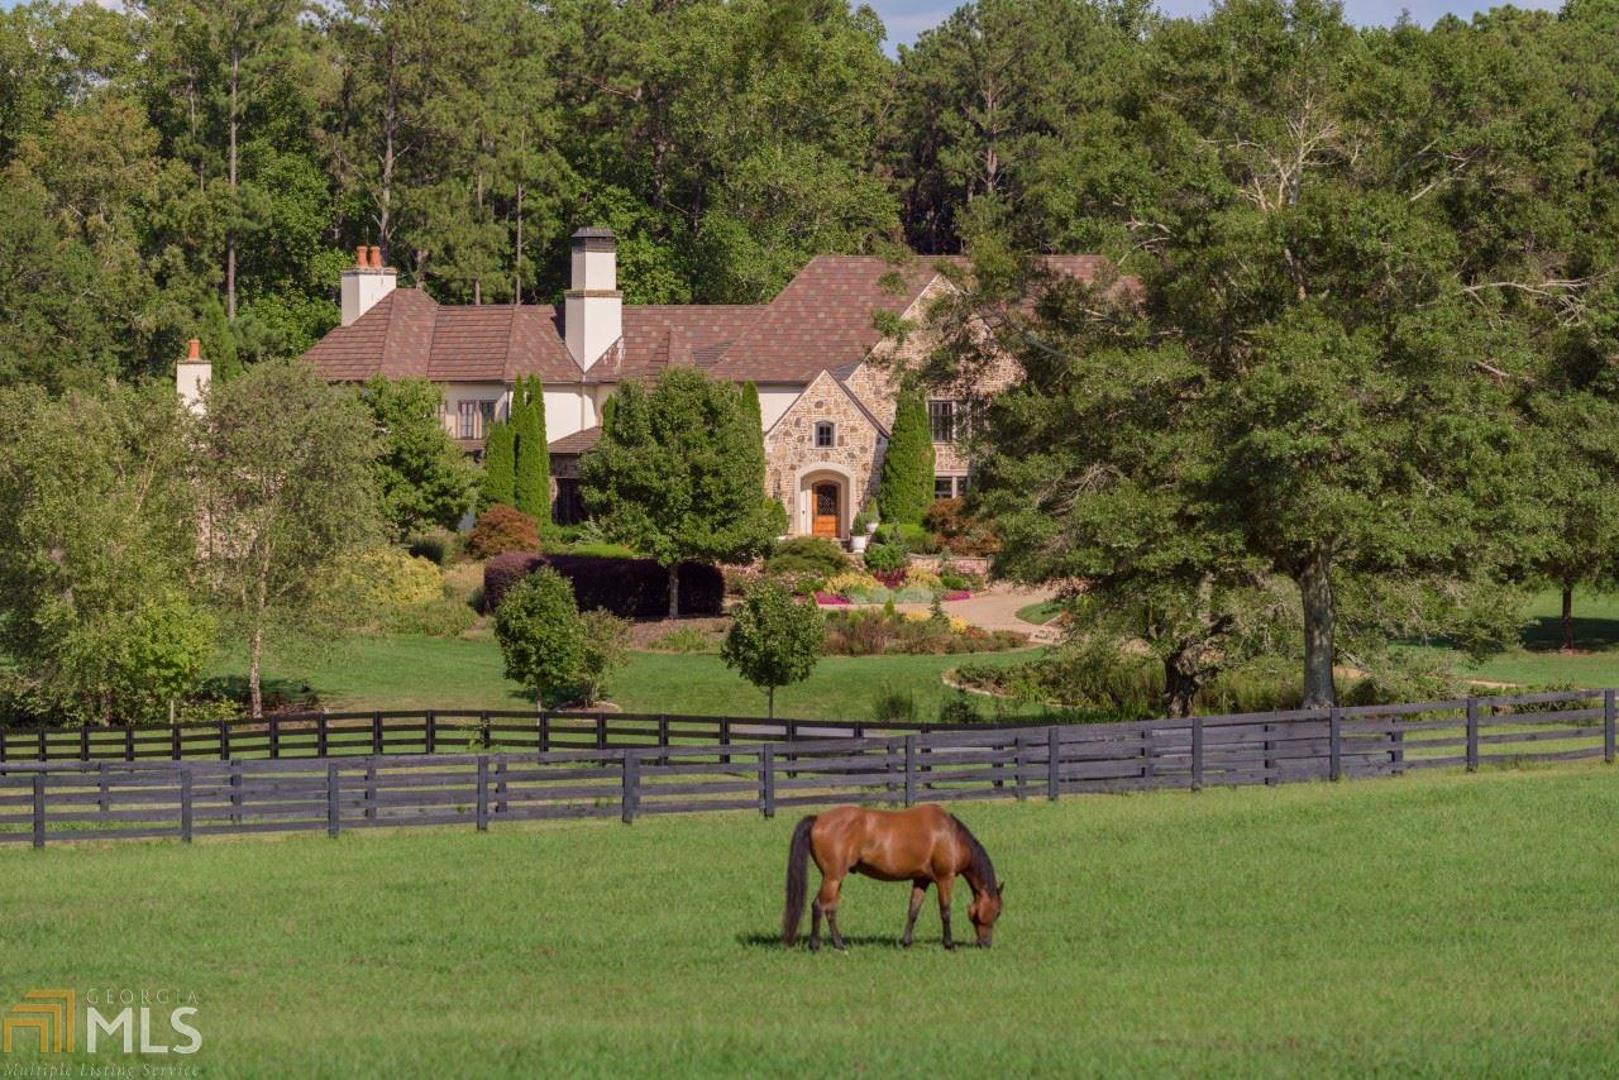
<box><xmin>302</xmin><ymin>256</ymin><xmax>1115</xmax><ymax>386</ymax></box>
<box><xmin>548</xmin><ymin>424</ymin><xmax>602</xmax><ymax>455</ymax></box>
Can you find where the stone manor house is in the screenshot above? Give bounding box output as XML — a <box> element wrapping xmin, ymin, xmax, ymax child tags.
<box><xmin>295</xmin><ymin>228</ymin><xmax>1105</xmax><ymax>542</ymax></box>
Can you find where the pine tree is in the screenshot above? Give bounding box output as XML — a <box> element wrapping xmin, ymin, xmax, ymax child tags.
<box><xmin>513</xmin><ymin>375</ymin><xmax>550</xmax><ymax>524</ymax></box>
<box><xmin>879</xmin><ymin>390</ymin><xmax>934</xmax><ymax>526</ymax></box>
<box><xmin>482</xmin><ymin>419</ymin><xmax>517</xmax><ymax>510</ymax></box>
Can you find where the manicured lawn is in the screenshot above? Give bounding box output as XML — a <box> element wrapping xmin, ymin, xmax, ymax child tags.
<box><xmin>212</xmin><ymin>633</ymin><xmax>1039</xmax><ymax>722</ymax></box>
<box><xmin>1401</xmin><ymin>588</ymin><xmax>1619</xmax><ymax>688</ymax></box>
<box><xmin>4</xmin><ymin>762</ymin><xmax>1619</xmax><ymax>1075</ymax></box>
<box><xmin>1014</xmin><ymin>599</ymin><xmax>1062</xmax><ymax>625</ymax></box>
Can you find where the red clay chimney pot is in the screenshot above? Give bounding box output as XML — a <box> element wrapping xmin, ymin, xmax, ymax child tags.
<box><xmin>368</xmin><ymin>245</ymin><xmax>382</xmax><ymax>269</ymax></box>
<box><xmin>186</xmin><ymin>338</ymin><xmax>201</xmax><ymax>361</ymax></box>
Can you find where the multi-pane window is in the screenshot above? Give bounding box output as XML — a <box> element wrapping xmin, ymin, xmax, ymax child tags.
<box><xmin>456</xmin><ymin>400</ymin><xmax>499</xmax><ymax>439</ymax></box>
<box><xmin>814</xmin><ymin>421</ymin><xmax>835</xmax><ymax>449</ymax></box>
<box><xmin>929</xmin><ymin>400</ymin><xmax>960</xmax><ymax>443</ymax></box>
<box><xmin>934</xmin><ymin>475</ymin><xmax>969</xmax><ymax>500</ymax></box>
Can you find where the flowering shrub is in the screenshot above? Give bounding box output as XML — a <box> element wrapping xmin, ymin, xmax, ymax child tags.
<box><xmin>814</xmin><ymin>592</ymin><xmax>852</xmax><ymax>606</ymax></box>
<box><xmin>822</xmin><ymin>608</ymin><xmax>1025</xmax><ymax>655</ymax></box>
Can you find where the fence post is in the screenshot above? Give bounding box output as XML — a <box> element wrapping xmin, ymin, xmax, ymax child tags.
<box><xmin>326</xmin><ymin>761</ymin><xmax>340</xmax><ymax>838</ymax></box>
<box><xmin>179</xmin><ymin>766</ymin><xmax>193</xmax><ymax>844</ymax></box>
<box><xmin>97</xmin><ymin>760</ymin><xmax>109</xmax><ymax>818</ymax></box>
<box><xmin>372</xmin><ymin>712</ymin><xmax>383</xmax><ymax>756</ymax></box>
<box><xmin>595</xmin><ymin>713</ymin><xmax>607</xmax><ymax>753</ymax></box>
<box><xmin>317</xmin><ymin>713</ymin><xmax>329</xmax><ymax>758</ymax></box>
<box><xmin>426</xmin><ymin>710</ymin><xmax>438</xmax><ymax>755</ymax></box>
<box><xmin>218</xmin><ymin>720</ymin><xmax>230</xmax><ymax>761</ymax></box>
<box><xmin>0</xmin><ymin>727</ymin><xmax>8</xmax><ymax>765</ymax></box>
<box><xmin>1014</xmin><ymin>734</ymin><xmax>1027</xmax><ymax>802</ymax></box>
<box><xmin>621</xmin><ymin>750</ymin><xmax>640</xmax><ymax>824</ymax></box>
<box><xmin>364</xmin><ymin>760</ymin><xmax>377</xmax><ymax>821</ymax></box>
<box><xmin>229</xmin><ymin>760</ymin><xmax>243</xmax><ymax>826</ymax></box>
<box><xmin>1191</xmin><ymin>716</ymin><xmax>1204</xmax><ymax>792</ymax></box>
<box><xmin>476</xmin><ymin>756</ymin><xmax>490</xmax><ymax>832</ymax></box>
<box><xmin>1263</xmin><ymin>723</ymin><xmax>1275</xmax><ymax>786</ymax></box>
<box><xmin>32</xmin><ymin>773</ymin><xmax>45</xmax><ymax>849</ymax></box>
<box><xmin>1605</xmin><ymin>689</ymin><xmax>1616</xmax><ymax>765</ymax></box>
<box><xmin>761</xmin><ymin>746</ymin><xmax>776</xmax><ymax>819</ymax></box>
<box><xmin>124</xmin><ymin>725</ymin><xmax>134</xmax><ymax>762</ymax></box>
<box><xmin>1329</xmin><ymin>707</ymin><xmax>1343</xmax><ymax>782</ymax></box>
<box><xmin>171</xmin><ymin>725</ymin><xmax>181</xmax><ymax>761</ymax></box>
<box><xmin>719</xmin><ymin>718</ymin><xmax>731</xmax><ymax>768</ymax></box>
<box><xmin>495</xmin><ymin>755</ymin><xmax>508</xmax><ymax>814</ymax></box>
<box><xmin>38</xmin><ymin>729</ymin><xmax>46</xmax><ymax>761</ymax></box>
<box><xmin>904</xmin><ymin>735</ymin><xmax>917</xmax><ymax>807</ymax></box>
<box><xmin>1047</xmin><ymin>726</ymin><xmax>1060</xmax><ymax>802</ymax></box>
<box><xmin>269</xmin><ymin>716</ymin><xmax>280</xmax><ymax>760</ymax></box>
<box><xmin>1465</xmin><ymin>697</ymin><xmax>1480</xmax><ymax>772</ymax></box>
<box><xmin>79</xmin><ymin>725</ymin><xmax>90</xmax><ymax>762</ymax></box>
<box><xmin>539</xmin><ymin>713</ymin><xmax>551</xmax><ymax>753</ymax></box>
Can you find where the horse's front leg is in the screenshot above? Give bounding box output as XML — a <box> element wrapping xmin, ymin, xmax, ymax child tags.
<box><xmin>937</xmin><ymin>873</ymin><xmax>956</xmax><ymax>950</ymax></box>
<box><xmin>900</xmin><ymin>881</ymin><xmax>928</xmax><ymax>948</ymax></box>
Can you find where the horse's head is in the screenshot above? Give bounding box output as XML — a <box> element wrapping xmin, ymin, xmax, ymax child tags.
<box><xmin>967</xmin><ymin>880</ymin><xmax>1005</xmax><ymax>948</ymax></box>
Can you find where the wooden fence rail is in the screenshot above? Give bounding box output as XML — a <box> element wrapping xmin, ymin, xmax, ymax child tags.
<box><xmin>3</xmin><ymin>689</ymin><xmax>1613</xmax><ymax>848</ymax></box>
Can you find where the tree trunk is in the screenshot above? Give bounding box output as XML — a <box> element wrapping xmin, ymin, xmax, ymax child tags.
<box><xmin>1298</xmin><ymin>550</ymin><xmax>1336</xmax><ymax>709</ymax></box>
<box><xmin>1162</xmin><ymin>653</ymin><xmax>1198</xmax><ymax>718</ymax></box>
<box><xmin>667</xmin><ymin>565</ymin><xmax>680</xmax><ymax>619</ymax></box>
<box><xmin>248</xmin><ymin>623</ymin><xmax>264</xmax><ymax>721</ymax></box>
<box><xmin>1562</xmin><ymin>580</ymin><xmax>1575</xmax><ymax>653</ymax></box>
<box><xmin>226</xmin><ymin>45</ymin><xmax>239</xmax><ymax>320</ymax></box>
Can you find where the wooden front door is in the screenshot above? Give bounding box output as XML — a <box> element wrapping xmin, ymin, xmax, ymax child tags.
<box><xmin>811</xmin><ymin>482</ymin><xmax>840</xmax><ymax>538</ymax></box>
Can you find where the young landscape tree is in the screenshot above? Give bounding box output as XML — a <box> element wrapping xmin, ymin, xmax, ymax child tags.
<box><xmin>198</xmin><ymin>359</ymin><xmax>383</xmax><ymax>719</ymax></box>
<box><xmin>493</xmin><ymin>566</ymin><xmax>584</xmax><ymax>710</ymax></box>
<box><xmin>721</xmin><ymin>581</ymin><xmax>825</xmax><ymax>719</ymax></box>
<box><xmin>481</xmin><ymin>418</ymin><xmax>517</xmax><ymax>510</ymax></box>
<box><xmin>363</xmin><ymin>376</ymin><xmax>478</xmax><ymax>537</ymax></box>
<box><xmin>0</xmin><ymin>383</ymin><xmax>213</xmax><ymax>724</ymax></box>
<box><xmin>581</xmin><ymin>368</ymin><xmax>779</xmax><ymax>617</ymax></box>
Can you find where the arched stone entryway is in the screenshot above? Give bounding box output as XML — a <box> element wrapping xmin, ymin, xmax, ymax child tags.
<box><xmin>793</xmin><ymin>463</ymin><xmax>853</xmax><ymax>540</ymax></box>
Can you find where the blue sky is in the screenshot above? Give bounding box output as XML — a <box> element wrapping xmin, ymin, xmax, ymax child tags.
<box><xmin>872</xmin><ymin>0</ymin><xmax>1561</xmax><ymax>49</ymax></box>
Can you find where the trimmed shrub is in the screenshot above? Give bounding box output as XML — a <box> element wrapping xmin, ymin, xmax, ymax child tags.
<box><xmin>405</xmin><ymin>529</ymin><xmax>454</xmax><ymax>566</ymax></box>
<box><xmin>467</xmin><ymin>504</ymin><xmax>541</xmax><ymax>559</ymax></box>
<box><xmin>871</xmin><ymin>685</ymin><xmax>917</xmax><ymax>724</ymax></box>
<box><xmin>764</xmin><ymin>536</ymin><xmax>849</xmax><ymax>576</ymax></box>
<box><xmin>938</xmin><ymin>695</ymin><xmax>983</xmax><ymax>725</ymax></box>
<box><xmin>482</xmin><ymin>552</ymin><xmax>724</xmax><ymax>618</ymax></box>
<box><xmin>863</xmin><ymin>542</ymin><xmax>908</xmax><ymax>573</ymax></box>
<box><xmin>493</xmin><ymin>567</ymin><xmax>584</xmax><ymax>709</ymax></box>
<box><xmin>512</xmin><ymin>376</ymin><xmax>550</xmax><ymax>523</ymax></box>
<box><xmin>481</xmin><ymin>421</ymin><xmax>516</xmax><ymax>509</ymax></box>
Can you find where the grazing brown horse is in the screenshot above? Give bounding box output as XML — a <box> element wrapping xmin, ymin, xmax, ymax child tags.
<box><xmin>782</xmin><ymin>804</ymin><xmax>1004</xmax><ymax>950</ymax></box>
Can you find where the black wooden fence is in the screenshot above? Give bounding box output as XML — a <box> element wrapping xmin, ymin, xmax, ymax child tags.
<box><xmin>0</xmin><ymin>710</ymin><xmax>981</xmax><ymax>764</ymax></box>
<box><xmin>2</xmin><ymin>689</ymin><xmax>1612</xmax><ymax>847</ymax></box>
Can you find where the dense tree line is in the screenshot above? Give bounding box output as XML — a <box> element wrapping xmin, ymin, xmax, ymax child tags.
<box><xmin>8</xmin><ymin>0</ymin><xmax>1615</xmax><ymax>393</ymax></box>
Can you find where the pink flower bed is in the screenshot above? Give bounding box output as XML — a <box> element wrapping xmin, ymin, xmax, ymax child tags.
<box><xmin>814</xmin><ymin>592</ymin><xmax>852</xmax><ymax>606</ymax></box>
<box><xmin>942</xmin><ymin>590</ymin><xmax>972</xmax><ymax>602</ymax></box>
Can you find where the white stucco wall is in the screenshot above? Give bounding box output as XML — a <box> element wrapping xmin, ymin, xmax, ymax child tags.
<box><xmin>543</xmin><ymin>387</ymin><xmax>593</xmax><ymax>441</ymax></box>
<box><xmin>757</xmin><ymin>384</ymin><xmax>802</xmax><ymax>431</ymax></box>
<box><xmin>439</xmin><ymin>382</ymin><xmax>510</xmax><ymax>437</ymax></box>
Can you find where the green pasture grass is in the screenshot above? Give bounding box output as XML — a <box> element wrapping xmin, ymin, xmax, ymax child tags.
<box><xmin>4</xmin><ymin>762</ymin><xmax>1619</xmax><ymax>1076</ymax></box>
<box><xmin>1397</xmin><ymin>588</ymin><xmax>1619</xmax><ymax>688</ymax></box>
<box><xmin>205</xmin><ymin>635</ymin><xmax>1039</xmax><ymax>722</ymax></box>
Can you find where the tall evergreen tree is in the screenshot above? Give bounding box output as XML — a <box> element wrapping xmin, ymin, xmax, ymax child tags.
<box><xmin>482</xmin><ymin>419</ymin><xmax>517</xmax><ymax>510</ymax></box>
<box><xmin>879</xmin><ymin>390</ymin><xmax>934</xmax><ymax>526</ymax></box>
<box><xmin>513</xmin><ymin>375</ymin><xmax>551</xmax><ymax>524</ymax></box>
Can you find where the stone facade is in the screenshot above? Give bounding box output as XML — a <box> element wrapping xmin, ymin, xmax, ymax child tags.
<box><xmin>764</xmin><ymin>370</ymin><xmax>885</xmax><ymax>539</ymax></box>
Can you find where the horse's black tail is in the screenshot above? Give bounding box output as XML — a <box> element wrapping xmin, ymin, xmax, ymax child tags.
<box><xmin>783</xmin><ymin>815</ymin><xmax>817</xmax><ymax>946</ymax></box>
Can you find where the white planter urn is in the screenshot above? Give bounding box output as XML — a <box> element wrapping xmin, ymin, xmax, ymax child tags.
<box><xmin>849</xmin><ymin>533</ymin><xmax>870</xmax><ymax>554</ymax></box>
<box><xmin>865</xmin><ymin>519</ymin><xmax>879</xmax><ymax>536</ymax></box>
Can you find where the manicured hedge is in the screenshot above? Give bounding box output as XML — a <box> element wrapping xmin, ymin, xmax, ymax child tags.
<box><xmin>483</xmin><ymin>552</ymin><xmax>725</xmax><ymax>618</ymax></box>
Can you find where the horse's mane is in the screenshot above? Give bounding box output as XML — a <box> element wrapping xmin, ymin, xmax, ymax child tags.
<box><xmin>950</xmin><ymin>814</ymin><xmax>997</xmax><ymax>891</ymax></box>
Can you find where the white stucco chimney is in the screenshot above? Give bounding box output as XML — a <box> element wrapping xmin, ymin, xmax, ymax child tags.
<box><xmin>176</xmin><ymin>338</ymin><xmax>211</xmax><ymax>415</ymax></box>
<box><xmin>564</xmin><ymin>226</ymin><xmax>622</xmax><ymax>370</ymax></box>
<box><xmin>340</xmin><ymin>244</ymin><xmax>396</xmax><ymax>327</ymax></box>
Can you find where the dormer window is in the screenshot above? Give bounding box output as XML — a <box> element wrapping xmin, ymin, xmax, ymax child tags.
<box><xmin>814</xmin><ymin>421</ymin><xmax>835</xmax><ymax>449</ymax></box>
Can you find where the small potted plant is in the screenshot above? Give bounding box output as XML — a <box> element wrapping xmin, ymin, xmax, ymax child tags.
<box><xmin>850</xmin><ymin>510</ymin><xmax>871</xmax><ymax>553</ymax></box>
<box><xmin>862</xmin><ymin>499</ymin><xmax>880</xmax><ymax>535</ymax></box>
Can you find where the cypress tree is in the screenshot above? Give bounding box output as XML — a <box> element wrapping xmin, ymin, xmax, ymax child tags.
<box><xmin>879</xmin><ymin>390</ymin><xmax>934</xmax><ymax>525</ymax></box>
<box><xmin>514</xmin><ymin>375</ymin><xmax>550</xmax><ymax>524</ymax></box>
<box><xmin>482</xmin><ymin>418</ymin><xmax>517</xmax><ymax>510</ymax></box>
<box><xmin>741</xmin><ymin>381</ymin><xmax>762</xmax><ymax>430</ymax></box>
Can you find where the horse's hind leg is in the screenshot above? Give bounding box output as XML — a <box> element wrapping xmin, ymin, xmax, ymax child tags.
<box><xmin>937</xmin><ymin>873</ymin><xmax>956</xmax><ymax>950</ymax></box>
<box><xmin>809</xmin><ymin>874</ymin><xmax>824</xmax><ymax>952</ymax></box>
<box><xmin>815</xmin><ymin>874</ymin><xmax>847</xmax><ymax>951</ymax></box>
<box><xmin>900</xmin><ymin>881</ymin><xmax>928</xmax><ymax>948</ymax></box>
